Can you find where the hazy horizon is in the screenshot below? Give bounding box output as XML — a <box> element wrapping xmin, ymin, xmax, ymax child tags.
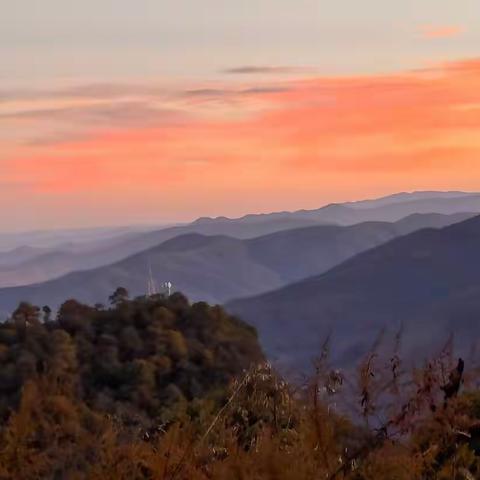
<box><xmin>0</xmin><ymin>189</ymin><xmax>478</xmax><ymax>234</ymax></box>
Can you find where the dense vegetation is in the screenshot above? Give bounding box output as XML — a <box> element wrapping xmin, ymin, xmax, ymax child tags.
<box><xmin>0</xmin><ymin>290</ymin><xmax>263</xmax><ymax>428</ymax></box>
<box><xmin>0</xmin><ymin>290</ymin><xmax>480</xmax><ymax>479</ymax></box>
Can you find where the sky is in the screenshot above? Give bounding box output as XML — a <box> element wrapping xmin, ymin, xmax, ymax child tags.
<box><xmin>1</xmin><ymin>0</ymin><xmax>480</xmax><ymax>231</ymax></box>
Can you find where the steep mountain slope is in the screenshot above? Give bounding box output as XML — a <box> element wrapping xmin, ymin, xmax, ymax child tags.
<box><xmin>0</xmin><ymin>216</ymin><xmax>450</xmax><ymax>315</ymax></box>
<box><xmin>227</xmin><ymin>215</ymin><xmax>480</xmax><ymax>372</ymax></box>
<box><xmin>245</xmin><ymin>213</ymin><xmax>474</xmax><ymax>283</ymax></box>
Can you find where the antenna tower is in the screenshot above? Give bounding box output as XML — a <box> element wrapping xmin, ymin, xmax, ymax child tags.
<box><xmin>146</xmin><ymin>263</ymin><xmax>158</xmax><ymax>296</ymax></box>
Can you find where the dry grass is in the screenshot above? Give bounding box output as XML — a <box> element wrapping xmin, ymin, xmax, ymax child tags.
<box><xmin>1</xmin><ymin>342</ymin><xmax>480</xmax><ymax>479</ymax></box>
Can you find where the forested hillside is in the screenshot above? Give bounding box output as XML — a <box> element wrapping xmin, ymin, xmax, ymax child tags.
<box><xmin>0</xmin><ymin>292</ymin><xmax>263</xmax><ymax>427</ymax></box>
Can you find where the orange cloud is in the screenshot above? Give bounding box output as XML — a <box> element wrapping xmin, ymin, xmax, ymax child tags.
<box><xmin>419</xmin><ymin>25</ymin><xmax>465</xmax><ymax>39</ymax></box>
<box><xmin>2</xmin><ymin>58</ymin><xmax>480</xmax><ymax>228</ymax></box>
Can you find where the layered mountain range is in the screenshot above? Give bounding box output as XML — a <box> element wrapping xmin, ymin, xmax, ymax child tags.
<box><xmin>0</xmin><ymin>211</ymin><xmax>473</xmax><ymax>315</ymax></box>
<box><xmin>1</xmin><ymin>191</ymin><xmax>480</xmax><ymax>373</ymax></box>
<box><xmin>1</xmin><ymin>191</ymin><xmax>479</xmax><ymax>288</ymax></box>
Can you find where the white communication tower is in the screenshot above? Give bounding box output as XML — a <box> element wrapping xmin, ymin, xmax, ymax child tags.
<box><xmin>146</xmin><ymin>263</ymin><xmax>158</xmax><ymax>296</ymax></box>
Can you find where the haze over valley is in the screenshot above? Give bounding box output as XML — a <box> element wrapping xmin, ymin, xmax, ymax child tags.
<box><xmin>1</xmin><ymin>191</ymin><xmax>480</xmax><ymax>374</ymax></box>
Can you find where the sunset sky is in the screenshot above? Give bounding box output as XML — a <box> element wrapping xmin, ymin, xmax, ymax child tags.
<box><xmin>2</xmin><ymin>0</ymin><xmax>480</xmax><ymax>231</ymax></box>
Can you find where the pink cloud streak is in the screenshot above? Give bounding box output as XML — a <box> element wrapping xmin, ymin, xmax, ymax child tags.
<box><xmin>419</xmin><ymin>25</ymin><xmax>466</xmax><ymax>39</ymax></box>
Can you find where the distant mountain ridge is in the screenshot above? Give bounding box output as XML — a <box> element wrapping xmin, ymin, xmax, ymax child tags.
<box><xmin>0</xmin><ymin>212</ymin><xmax>470</xmax><ymax>316</ymax></box>
<box><xmin>1</xmin><ymin>191</ymin><xmax>479</xmax><ymax>288</ymax></box>
<box><xmin>195</xmin><ymin>191</ymin><xmax>480</xmax><ymax>225</ymax></box>
<box><xmin>344</xmin><ymin>191</ymin><xmax>476</xmax><ymax>209</ymax></box>
<box><xmin>0</xmin><ymin>215</ymin><xmax>328</xmax><ymax>288</ymax></box>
